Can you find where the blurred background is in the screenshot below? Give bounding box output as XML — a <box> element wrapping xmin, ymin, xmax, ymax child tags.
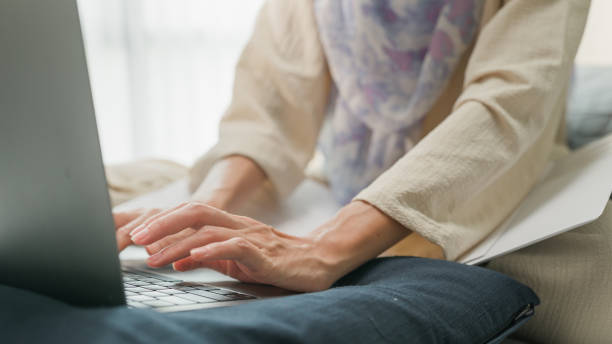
<box><xmin>78</xmin><ymin>0</ymin><xmax>264</xmax><ymax>165</ymax></box>
<box><xmin>78</xmin><ymin>0</ymin><xmax>611</xmax><ymax>167</ymax></box>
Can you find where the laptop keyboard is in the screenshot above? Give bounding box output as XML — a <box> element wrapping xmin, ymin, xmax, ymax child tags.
<box><xmin>122</xmin><ymin>268</ymin><xmax>256</xmax><ymax>309</ymax></box>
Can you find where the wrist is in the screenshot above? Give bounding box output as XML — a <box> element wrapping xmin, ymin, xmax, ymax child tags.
<box><xmin>192</xmin><ymin>188</ymin><xmax>234</xmax><ymax>210</ymax></box>
<box><xmin>191</xmin><ymin>155</ymin><xmax>267</xmax><ymax>211</ymax></box>
<box><xmin>309</xmin><ymin>200</ymin><xmax>410</xmax><ymax>282</ymax></box>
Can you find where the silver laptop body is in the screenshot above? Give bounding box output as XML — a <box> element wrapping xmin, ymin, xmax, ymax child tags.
<box><xmin>0</xmin><ymin>0</ymin><xmax>289</xmax><ymax>312</ymax></box>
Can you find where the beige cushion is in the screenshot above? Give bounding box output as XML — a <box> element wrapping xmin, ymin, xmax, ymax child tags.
<box><xmin>488</xmin><ymin>201</ymin><xmax>612</xmax><ymax>343</ymax></box>
<box><xmin>105</xmin><ymin>159</ymin><xmax>187</xmax><ymax>207</ymax></box>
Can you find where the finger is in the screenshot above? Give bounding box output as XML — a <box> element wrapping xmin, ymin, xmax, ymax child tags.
<box><xmin>172</xmin><ymin>256</ymin><xmax>224</xmax><ymax>272</ymax></box>
<box><xmin>113</xmin><ymin>211</ymin><xmax>140</xmax><ymax>229</ymax></box>
<box><xmin>190</xmin><ymin>237</ymin><xmax>267</xmax><ymax>273</ymax></box>
<box><xmin>129</xmin><ymin>203</ymin><xmax>190</xmax><ymax>237</ymax></box>
<box><xmin>116</xmin><ymin>209</ymin><xmax>160</xmax><ymax>252</ymax></box>
<box><xmin>117</xmin><ymin>209</ymin><xmax>160</xmax><ymax>237</ymax></box>
<box><xmin>145</xmin><ymin>227</ymin><xmax>197</xmax><ymax>255</ymax></box>
<box><xmin>146</xmin><ymin>226</ymin><xmax>236</xmax><ymax>268</ymax></box>
<box><xmin>173</xmin><ymin>257</ymin><xmax>259</xmax><ymax>284</ymax></box>
<box><xmin>116</xmin><ymin>233</ymin><xmax>133</xmax><ymax>252</ymax></box>
<box><xmin>131</xmin><ymin>202</ymin><xmax>246</xmax><ymax>245</ymax></box>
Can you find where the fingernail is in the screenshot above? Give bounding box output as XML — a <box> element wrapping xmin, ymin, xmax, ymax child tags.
<box><xmin>131</xmin><ymin>228</ymin><xmax>149</xmax><ymax>244</ymax></box>
<box><xmin>173</xmin><ymin>261</ymin><xmax>191</xmax><ymax>271</ymax></box>
<box><xmin>191</xmin><ymin>247</ymin><xmax>209</xmax><ymax>257</ymax></box>
<box><xmin>147</xmin><ymin>252</ymin><xmax>162</xmax><ymax>266</ymax></box>
<box><xmin>129</xmin><ymin>225</ymin><xmax>146</xmax><ymax>237</ymax></box>
<box><xmin>145</xmin><ymin>244</ymin><xmax>157</xmax><ymax>255</ymax></box>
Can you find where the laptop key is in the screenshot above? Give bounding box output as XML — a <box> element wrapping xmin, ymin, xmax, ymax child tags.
<box><xmin>208</xmin><ymin>289</ymin><xmax>238</xmax><ymax>295</ymax></box>
<box><xmin>159</xmin><ymin>289</ymin><xmax>184</xmax><ymax>295</ymax></box>
<box><xmin>175</xmin><ymin>286</ymin><xmax>196</xmax><ymax>292</ymax></box>
<box><xmin>140</xmin><ymin>278</ymin><xmax>159</xmax><ymax>283</ymax></box>
<box><xmin>143</xmin><ymin>285</ymin><xmax>167</xmax><ymax>291</ymax></box>
<box><xmin>142</xmin><ymin>300</ymin><xmax>174</xmax><ymax>308</ymax></box>
<box><xmin>127</xmin><ymin>281</ymin><xmax>148</xmax><ymax>287</ymax></box>
<box><xmin>155</xmin><ymin>282</ymin><xmax>178</xmax><ymax>287</ymax></box>
<box><xmin>127</xmin><ymin>301</ymin><xmax>148</xmax><ymax>309</ymax></box>
<box><xmin>176</xmin><ymin>293</ymin><xmax>216</xmax><ymax>303</ymax></box>
<box><xmin>141</xmin><ymin>291</ymin><xmax>167</xmax><ymax>298</ymax></box>
<box><xmin>143</xmin><ymin>274</ymin><xmax>181</xmax><ymax>282</ymax></box>
<box><xmin>189</xmin><ymin>290</ymin><xmax>233</xmax><ymax>301</ymax></box>
<box><xmin>226</xmin><ymin>292</ymin><xmax>256</xmax><ymax>300</ymax></box>
<box><xmin>125</xmin><ymin>287</ymin><xmax>149</xmax><ymax>293</ymax></box>
<box><xmin>129</xmin><ymin>295</ymin><xmax>155</xmax><ymax>302</ymax></box>
<box><xmin>157</xmin><ymin>296</ymin><xmax>196</xmax><ymax>305</ymax></box>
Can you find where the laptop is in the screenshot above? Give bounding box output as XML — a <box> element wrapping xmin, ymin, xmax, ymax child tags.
<box><xmin>0</xmin><ymin>0</ymin><xmax>290</xmax><ymax>312</ymax></box>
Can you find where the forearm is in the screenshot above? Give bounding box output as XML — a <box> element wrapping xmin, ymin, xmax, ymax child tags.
<box><xmin>189</xmin><ymin>0</ymin><xmax>330</xmax><ymax>200</ymax></box>
<box><xmin>308</xmin><ymin>201</ymin><xmax>414</xmax><ymax>282</ymax></box>
<box><xmin>191</xmin><ymin>155</ymin><xmax>267</xmax><ymax>211</ymax></box>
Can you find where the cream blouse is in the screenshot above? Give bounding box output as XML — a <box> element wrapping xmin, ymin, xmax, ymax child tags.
<box><xmin>190</xmin><ymin>0</ymin><xmax>590</xmax><ymax>260</ymax></box>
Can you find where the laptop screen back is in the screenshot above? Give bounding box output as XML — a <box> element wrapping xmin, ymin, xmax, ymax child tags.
<box><xmin>0</xmin><ymin>0</ymin><xmax>125</xmax><ymax>307</ymax></box>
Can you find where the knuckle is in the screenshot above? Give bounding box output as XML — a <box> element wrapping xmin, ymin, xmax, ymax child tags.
<box><xmin>196</xmin><ymin>225</ymin><xmax>217</xmax><ymax>237</ymax></box>
<box><xmin>182</xmin><ymin>228</ymin><xmax>197</xmax><ymax>236</ymax></box>
<box><xmin>186</xmin><ymin>201</ymin><xmax>208</xmax><ymax>215</ymax></box>
<box><xmin>117</xmin><ymin>225</ymin><xmax>132</xmax><ymax>235</ymax></box>
<box><xmin>235</xmin><ymin>237</ymin><xmax>249</xmax><ymax>244</ymax></box>
<box><xmin>157</xmin><ymin>236</ymin><xmax>172</xmax><ymax>246</ymax></box>
<box><xmin>269</xmin><ymin>241</ymin><xmax>284</xmax><ymax>252</ymax></box>
<box><xmin>145</xmin><ymin>244</ymin><xmax>159</xmax><ymax>255</ymax></box>
<box><xmin>184</xmin><ymin>202</ymin><xmax>198</xmax><ymax>212</ymax></box>
<box><xmin>255</xmin><ymin>225</ymin><xmax>275</xmax><ymax>234</ymax></box>
<box><xmin>233</xmin><ymin>237</ymin><xmax>250</xmax><ymax>248</ymax></box>
<box><xmin>148</xmin><ymin>220</ymin><xmax>162</xmax><ymax>232</ymax></box>
<box><xmin>235</xmin><ymin>215</ymin><xmax>259</xmax><ymax>226</ymax></box>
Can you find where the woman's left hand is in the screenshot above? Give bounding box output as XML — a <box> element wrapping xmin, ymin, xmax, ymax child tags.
<box><xmin>129</xmin><ymin>202</ymin><xmax>340</xmax><ymax>292</ymax></box>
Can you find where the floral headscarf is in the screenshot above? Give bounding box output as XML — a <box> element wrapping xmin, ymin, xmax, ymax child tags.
<box><xmin>315</xmin><ymin>0</ymin><xmax>483</xmax><ymax>203</ymax></box>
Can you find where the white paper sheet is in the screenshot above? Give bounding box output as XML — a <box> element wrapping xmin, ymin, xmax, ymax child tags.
<box><xmin>459</xmin><ymin>135</ymin><xmax>612</xmax><ymax>264</ymax></box>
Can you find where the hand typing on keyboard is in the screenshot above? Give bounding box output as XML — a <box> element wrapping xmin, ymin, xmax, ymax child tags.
<box><xmin>127</xmin><ymin>199</ymin><xmax>410</xmax><ymax>293</ymax></box>
<box><xmin>114</xmin><ymin>157</ymin><xmax>415</xmax><ymax>293</ymax></box>
<box><xmin>128</xmin><ymin>201</ymin><xmax>339</xmax><ymax>292</ymax></box>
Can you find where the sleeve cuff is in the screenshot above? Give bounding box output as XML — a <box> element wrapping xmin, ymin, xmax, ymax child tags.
<box><xmin>354</xmin><ymin>186</ymin><xmax>458</xmax><ymax>260</ymax></box>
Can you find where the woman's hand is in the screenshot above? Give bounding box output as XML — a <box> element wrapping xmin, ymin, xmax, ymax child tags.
<box><xmin>113</xmin><ymin>155</ymin><xmax>268</xmax><ymax>252</ymax></box>
<box><xmin>129</xmin><ymin>202</ymin><xmax>340</xmax><ymax>292</ymax></box>
<box><xmin>129</xmin><ymin>200</ymin><xmax>414</xmax><ymax>292</ymax></box>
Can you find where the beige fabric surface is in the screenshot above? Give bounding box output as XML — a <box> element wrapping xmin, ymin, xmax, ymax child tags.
<box><xmin>190</xmin><ymin>0</ymin><xmax>590</xmax><ymax>261</ymax></box>
<box><xmin>189</xmin><ymin>0</ymin><xmax>331</xmax><ymax>199</ymax></box>
<box><xmin>105</xmin><ymin>159</ymin><xmax>187</xmax><ymax>207</ymax></box>
<box><xmin>489</xmin><ymin>201</ymin><xmax>612</xmax><ymax>344</ymax></box>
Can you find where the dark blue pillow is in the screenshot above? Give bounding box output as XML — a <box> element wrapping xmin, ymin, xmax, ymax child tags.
<box><xmin>0</xmin><ymin>257</ymin><xmax>538</xmax><ymax>344</ymax></box>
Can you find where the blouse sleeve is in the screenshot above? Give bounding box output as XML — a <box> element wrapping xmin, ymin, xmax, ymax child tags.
<box><xmin>355</xmin><ymin>0</ymin><xmax>590</xmax><ymax>260</ymax></box>
<box><xmin>189</xmin><ymin>0</ymin><xmax>331</xmax><ymax>198</ymax></box>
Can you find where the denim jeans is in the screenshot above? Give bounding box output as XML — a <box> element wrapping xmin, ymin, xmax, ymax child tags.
<box><xmin>0</xmin><ymin>257</ymin><xmax>538</xmax><ymax>343</ymax></box>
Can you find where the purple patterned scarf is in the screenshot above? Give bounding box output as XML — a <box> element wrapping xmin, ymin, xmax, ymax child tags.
<box><xmin>314</xmin><ymin>0</ymin><xmax>483</xmax><ymax>204</ymax></box>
